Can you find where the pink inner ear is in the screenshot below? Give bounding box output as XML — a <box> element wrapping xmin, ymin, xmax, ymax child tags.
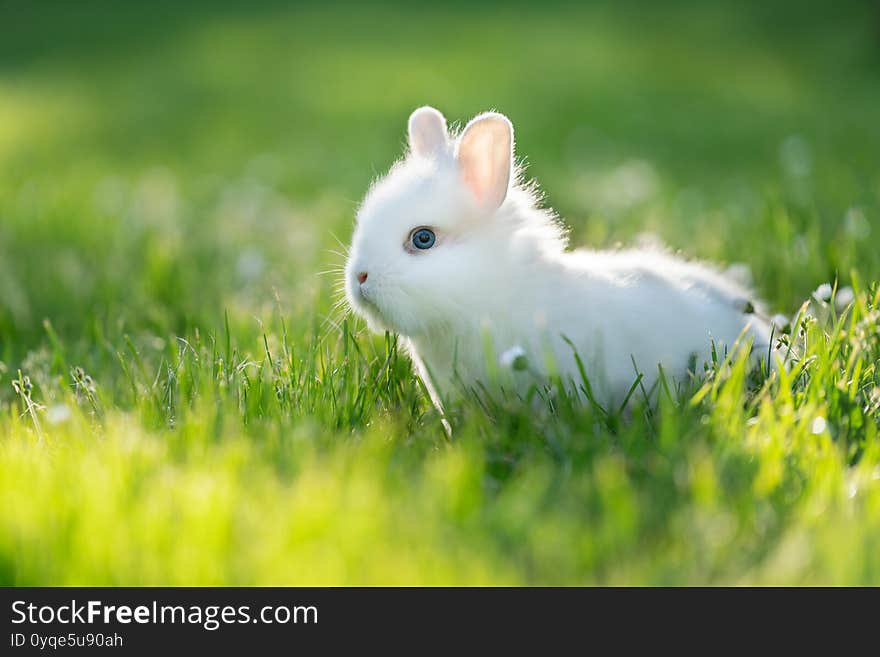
<box><xmin>460</xmin><ymin>132</ymin><xmax>494</xmax><ymax>202</ymax></box>
<box><xmin>458</xmin><ymin>120</ymin><xmax>511</xmax><ymax>210</ymax></box>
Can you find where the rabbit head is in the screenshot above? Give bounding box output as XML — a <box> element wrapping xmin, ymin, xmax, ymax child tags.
<box><xmin>345</xmin><ymin>106</ymin><xmax>565</xmax><ymax>338</ymax></box>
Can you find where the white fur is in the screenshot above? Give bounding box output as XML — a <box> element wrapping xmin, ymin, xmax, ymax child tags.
<box><xmin>346</xmin><ymin>107</ymin><xmax>775</xmax><ymax>410</ymax></box>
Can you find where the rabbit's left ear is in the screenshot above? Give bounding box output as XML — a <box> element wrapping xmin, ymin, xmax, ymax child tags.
<box><xmin>408</xmin><ymin>106</ymin><xmax>449</xmax><ymax>158</ymax></box>
<box><xmin>456</xmin><ymin>112</ymin><xmax>513</xmax><ymax>211</ymax></box>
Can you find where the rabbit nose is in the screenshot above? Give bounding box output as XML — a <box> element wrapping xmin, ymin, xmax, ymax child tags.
<box><xmin>357</xmin><ymin>272</ymin><xmax>368</xmax><ymax>285</ymax></box>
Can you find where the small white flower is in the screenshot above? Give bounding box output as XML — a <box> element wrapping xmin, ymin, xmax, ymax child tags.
<box><xmin>834</xmin><ymin>286</ymin><xmax>855</xmax><ymax>312</ymax></box>
<box><xmin>46</xmin><ymin>404</ymin><xmax>72</xmax><ymax>425</ymax></box>
<box><xmin>811</xmin><ymin>416</ymin><xmax>827</xmax><ymax>435</ymax></box>
<box><xmin>813</xmin><ymin>283</ymin><xmax>833</xmax><ymax>303</ymax></box>
<box><xmin>499</xmin><ymin>346</ymin><xmax>528</xmax><ymax>372</ymax></box>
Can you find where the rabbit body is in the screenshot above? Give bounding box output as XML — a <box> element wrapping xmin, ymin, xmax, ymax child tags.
<box><xmin>345</xmin><ymin>107</ymin><xmax>773</xmax><ymax>409</ymax></box>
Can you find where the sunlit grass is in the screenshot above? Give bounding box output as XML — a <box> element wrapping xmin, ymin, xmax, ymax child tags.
<box><xmin>1</xmin><ymin>0</ymin><xmax>879</xmax><ymax>584</ymax></box>
<box><xmin>1</xmin><ymin>284</ymin><xmax>878</xmax><ymax>585</ymax></box>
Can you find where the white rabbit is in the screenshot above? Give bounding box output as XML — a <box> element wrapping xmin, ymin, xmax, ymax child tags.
<box><xmin>345</xmin><ymin>106</ymin><xmax>776</xmax><ymax>412</ymax></box>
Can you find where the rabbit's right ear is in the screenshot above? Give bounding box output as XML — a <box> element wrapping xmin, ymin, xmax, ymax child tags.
<box><xmin>456</xmin><ymin>112</ymin><xmax>513</xmax><ymax>211</ymax></box>
<box><xmin>408</xmin><ymin>106</ymin><xmax>449</xmax><ymax>158</ymax></box>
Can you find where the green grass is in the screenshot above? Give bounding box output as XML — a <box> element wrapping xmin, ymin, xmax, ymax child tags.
<box><xmin>1</xmin><ymin>0</ymin><xmax>880</xmax><ymax>584</ymax></box>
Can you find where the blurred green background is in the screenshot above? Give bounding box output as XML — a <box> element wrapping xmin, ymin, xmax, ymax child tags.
<box><xmin>3</xmin><ymin>0</ymin><xmax>879</xmax><ymax>350</ymax></box>
<box><xmin>1</xmin><ymin>0</ymin><xmax>879</xmax><ymax>585</ymax></box>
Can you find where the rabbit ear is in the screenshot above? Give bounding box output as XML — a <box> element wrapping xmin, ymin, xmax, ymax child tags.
<box><xmin>408</xmin><ymin>106</ymin><xmax>449</xmax><ymax>158</ymax></box>
<box><xmin>456</xmin><ymin>112</ymin><xmax>513</xmax><ymax>211</ymax></box>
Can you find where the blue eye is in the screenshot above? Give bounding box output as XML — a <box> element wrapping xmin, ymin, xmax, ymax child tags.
<box><xmin>411</xmin><ymin>228</ymin><xmax>436</xmax><ymax>250</ymax></box>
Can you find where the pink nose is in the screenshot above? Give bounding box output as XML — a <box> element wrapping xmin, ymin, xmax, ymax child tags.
<box><xmin>357</xmin><ymin>272</ymin><xmax>368</xmax><ymax>285</ymax></box>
